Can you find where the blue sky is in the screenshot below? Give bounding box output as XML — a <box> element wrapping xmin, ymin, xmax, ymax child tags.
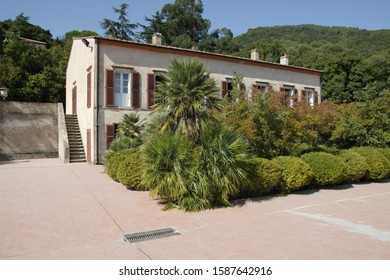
<box><xmin>0</xmin><ymin>0</ymin><xmax>389</xmax><ymax>38</ymax></box>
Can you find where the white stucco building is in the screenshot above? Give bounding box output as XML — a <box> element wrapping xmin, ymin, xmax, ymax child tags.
<box><xmin>66</xmin><ymin>34</ymin><xmax>322</xmax><ymax>164</ymax></box>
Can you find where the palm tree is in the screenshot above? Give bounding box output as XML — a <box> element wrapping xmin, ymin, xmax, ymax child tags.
<box><xmin>141</xmin><ymin>131</ymin><xmax>196</xmax><ymax>203</ymax></box>
<box><xmin>153</xmin><ymin>58</ymin><xmax>221</xmax><ymax>141</ymax></box>
<box><xmin>116</xmin><ymin>112</ymin><xmax>144</xmax><ymax>139</ymax></box>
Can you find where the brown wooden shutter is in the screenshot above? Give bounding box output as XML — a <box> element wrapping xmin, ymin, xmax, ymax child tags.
<box><xmin>301</xmin><ymin>89</ymin><xmax>306</xmax><ymax>104</ymax></box>
<box><xmin>132</xmin><ymin>72</ymin><xmax>140</xmax><ymax>108</ymax></box>
<box><xmin>87</xmin><ymin>71</ymin><xmax>92</xmax><ymax>108</ymax></box>
<box><xmin>279</xmin><ymin>87</ymin><xmax>287</xmax><ymax>106</ymax></box>
<box><xmin>72</xmin><ymin>85</ymin><xmax>77</xmax><ymax>115</ymax></box>
<box><xmin>105</xmin><ymin>70</ymin><xmax>114</xmax><ymax>106</ymax></box>
<box><xmin>86</xmin><ymin>129</ymin><xmax>91</xmax><ymax>164</ymax></box>
<box><xmin>251</xmin><ymin>84</ymin><xmax>258</xmax><ymax>101</ymax></box>
<box><xmin>314</xmin><ymin>90</ymin><xmax>319</xmax><ymax>105</ymax></box>
<box><xmin>221</xmin><ymin>81</ymin><xmax>228</xmax><ymax>98</ymax></box>
<box><xmin>147</xmin><ymin>73</ymin><xmax>155</xmax><ymax>108</ymax></box>
<box><xmin>292</xmin><ymin>88</ymin><xmax>298</xmax><ymax>107</ymax></box>
<box><xmin>106</xmin><ymin>124</ymin><xmax>115</xmax><ymax>149</ymax></box>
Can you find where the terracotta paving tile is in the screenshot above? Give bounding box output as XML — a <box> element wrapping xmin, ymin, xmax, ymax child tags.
<box><xmin>1</xmin><ymin>159</ymin><xmax>390</xmax><ymax>260</ymax></box>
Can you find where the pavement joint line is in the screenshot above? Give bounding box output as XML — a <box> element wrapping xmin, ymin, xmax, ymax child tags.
<box><xmin>263</xmin><ymin>191</ymin><xmax>390</xmax><ymax>217</ymax></box>
<box><xmin>286</xmin><ymin>210</ymin><xmax>390</xmax><ymax>242</ymax></box>
<box><xmin>67</xmin><ymin>165</ymin><xmax>126</xmax><ymax>234</ymax></box>
<box><xmin>67</xmin><ymin>165</ymin><xmax>153</xmax><ymax>260</ymax></box>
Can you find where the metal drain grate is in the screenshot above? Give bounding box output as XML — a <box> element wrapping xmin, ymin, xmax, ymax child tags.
<box><xmin>123</xmin><ymin>227</ymin><xmax>180</xmax><ymax>243</ymax></box>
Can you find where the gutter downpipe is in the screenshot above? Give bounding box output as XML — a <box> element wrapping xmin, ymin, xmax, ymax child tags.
<box><xmin>95</xmin><ymin>37</ymin><xmax>100</xmax><ymax>164</ymax></box>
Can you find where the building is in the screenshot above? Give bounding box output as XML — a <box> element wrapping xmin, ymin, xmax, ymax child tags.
<box><xmin>66</xmin><ymin>34</ymin><xmax>322</xmax><ymax>164</ymax></box>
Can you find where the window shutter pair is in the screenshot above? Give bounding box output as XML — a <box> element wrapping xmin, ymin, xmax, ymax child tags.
<box><xmin>105</xmin><ymin>69</ymin><xmax>140</xmax><ymax>108</ymax></box>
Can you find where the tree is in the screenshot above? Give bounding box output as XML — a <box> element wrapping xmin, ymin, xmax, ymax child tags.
<box><xmin>153</xmin><ymin>58</ymin><xmax>221</xmax><ymax>141</ymax></box>
<box><xmin>116</xmin><ymin>112</ymin><xmax>144</xmax><ymax>139</ymax></box>
<box><xmin>140</xmin><ymin>0</ymin><xmax>210</xmax><ymax>48</ymax></box>
<box><xmin>101</xmin><ymin>3</ymin><xmax>138</xmax><ymax>40</ymax></box>
<box><xmin>198</xmin><ymin>28</ymin><xmax>239</xmax><ymax>54</ymax></box>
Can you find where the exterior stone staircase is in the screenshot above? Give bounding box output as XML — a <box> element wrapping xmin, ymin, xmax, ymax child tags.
<box><xmin>65</xmin><ymin>115</ymin><xmax>86</xmax><ymax>163</ymax></box>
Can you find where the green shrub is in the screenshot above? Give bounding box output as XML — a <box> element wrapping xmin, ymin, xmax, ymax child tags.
<box><xmin>351</xmin><ymin>147</ymin><xmax>390</xmax><ymax>180</ymax></box>
<box><xmin>246</xmin><ymin>158</ymin><xmax>281</xmax><ymax>196</ymax></box>
<box><xmin>104</xmin><ymin>137</ymin><xmax>141</xmax><ymax>163</ymax></box>
<box><xmin>300</xmin><ymin>152</ymin><xmax>347</xmax><ymax>186</ymax></box>
<box><xmin>338</xmin><ymin>150</ymin><xmax>368</xmax><ymax>183</ymax></box>
<box><xmin>116</xmin><ymin>149</ymin><xmax>146</xmax><ymax>190</ymax></box>
<box><xmin>380</xmin><ymin>148</ymin><xmax>390</xmax><ymax>162</ymax></box>
<box><xmin>104</xmin><ymin>151</ymin><xmax>130</xmax><ymax>182</ymax></box>
<box><xmin>271</xmin><ymin>156</ymin><xmax>314</xmax><ymax>194</ymax></box>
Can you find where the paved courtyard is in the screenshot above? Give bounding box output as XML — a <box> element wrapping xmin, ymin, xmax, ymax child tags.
<box><xmin>0</xmin><ymin>158</ymin><xmax>389</xmax><ymax>260</ymax></box>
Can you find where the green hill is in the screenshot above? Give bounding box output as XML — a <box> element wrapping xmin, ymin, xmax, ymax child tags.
<box><xmin>231</xmin><ymin>25</ymin><xmax>390</xmax><ymax>102</ymax></box>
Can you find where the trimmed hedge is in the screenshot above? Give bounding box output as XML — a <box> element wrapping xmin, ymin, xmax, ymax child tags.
<box><xmin>271</xmin><ymin>156</ymin><xmax>314</xmax><ymax>194</ymax></box>
<box><xmin>246</xmin><ymin>158</ymin><xmax>281</xmax><ymax>196</ymax></box>
<box><xmin>116</xmin><ymin>149</ymin><xmax>145</xmax><ymax>190</ymax></box>
<box><xmin>300</xmin><ymin>152</ymin><xmax>347</xmax><ymax>186</ymax></box>
<box><xmin>338</xmin><ymin>150</ymin><xmax>368</xmax><ymax>183</ymax></box>
<box><xmin>351</xmin><ymin>147</ymin><xmax>390</xmax><ymax>180</ymax></box>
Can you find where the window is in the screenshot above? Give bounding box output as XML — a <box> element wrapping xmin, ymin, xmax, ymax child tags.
<box><xmin>147</xmin><ymin>73</ymin><xmax>164</xmax><ymax>108</ymax></box>
<box><xmin>256</xmin><ymin>82</ymin><xmax>268</xmax><ymax>92</ymax></box>
<box><xmin>305</xmin><ymin>88</ymin><xmax>315</xmax><ymax>106</ymax></box>
<box><xmin>280</xmin><ymin>85</ymin><xmax>297</xmax><ymax>107</ymax></box>
<box><xmin>221</xmin><ymin>79</ymin><xmax>233</xmax><ymax>100</ymax></box>
<box><xmin>114</xmin><ymin>71</ymin><xmax>131</xmax><ymax>107</ymax></box>
<box><xmin>105</xmin><ymin>69</ymin><xmax>140</xmax><ymax>108</ymax></box>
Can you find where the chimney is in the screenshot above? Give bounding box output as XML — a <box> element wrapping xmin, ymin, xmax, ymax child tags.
<box><xmin>251</xmin><ymin>49</ymin><xmax>260</xmax><ymax>61</ymax></box>
<box><xmin>152</xmin><ymin>33</ymin><xmax>162</xmax><ymax>45</ymax></box>
<box><xmin>280</xmin><ymin>53</ymin><xmax>289</xmax><ymax>65</ymax></box>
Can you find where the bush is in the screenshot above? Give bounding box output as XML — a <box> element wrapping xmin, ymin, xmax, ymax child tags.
<box><xmin>300</xmin><ymin>152</ymin><xmax>347</xmax><ymax>186</ymax></box>
<box><xmin>116</xmin><ymin>148</ymin><xmax>146</xmax><ymax>190</ymax></box>
<box><xmin>104</xmin><ymin>150</ymin><xmax>133</xmax><ymax>182</ymax></box>
<box><xmin>351</xmin><ymin>147</ymin><xmax>390</xmax><ymax>180</ymax></box>
<box><xmin>338</xmin><ymin>150</ymin><xmax>368</xmax><ymax>183</ymax></box>
<box><xmin>380</xmin><ymin>148</ymin><xmax>390</xmax><ymax>162</ymax></box>
<box><xmin>271</xmin><ymin>156</ymin><xmax>314</xmax><ymax>194</ymax></box>
<box><xmin>245</xmin><ymin>158</ymin><xmax>281</xmax><ymax>196</ymax></box>
<box><xmin>104</xmin><ymin>137</ymin><xmax>141</xmax><ymax>163</ymax></box>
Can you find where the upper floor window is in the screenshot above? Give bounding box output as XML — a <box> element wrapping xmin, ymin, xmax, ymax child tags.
<box><xmin>114</xmin><ymin>71</ymin><xmax>131</xmax><ymax>107</ymax></box>
<box><xmin>105</xmin><ymin>69</ymin><xmax>140</xmax><ymax>108</ymax></box>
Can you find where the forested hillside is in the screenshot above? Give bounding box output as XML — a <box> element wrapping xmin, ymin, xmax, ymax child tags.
<box><xmin>232</xmin><ymin>25</ymin><xmax>390</xmax><ymax>102</ymax></box>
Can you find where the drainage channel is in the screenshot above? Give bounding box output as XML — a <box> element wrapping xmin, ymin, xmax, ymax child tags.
<box><xmin>123</xmin><ymin>227</ymin><xmax>180</xmax><ymax>243</ymax></box>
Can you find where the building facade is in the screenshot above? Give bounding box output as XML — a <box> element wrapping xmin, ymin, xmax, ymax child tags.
<box><xmin>66</xmin><ymin>35</ymin><xmax>322</xmax><ymax>164</ymax></box>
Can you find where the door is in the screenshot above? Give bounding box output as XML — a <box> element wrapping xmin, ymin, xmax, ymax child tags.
<box><xmin>72</xmin><ymin>85</ymin><xmax>77</xmax><ymax>115</ymax></box>
<box><xmin>86</xmin><ymin>129</ymin><xmax>91</xmax><ymax>164</ymax></box>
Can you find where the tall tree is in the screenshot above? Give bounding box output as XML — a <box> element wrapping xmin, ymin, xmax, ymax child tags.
<box><xmin>140</xmin><ymin>0</ymin><xmax>210</xmax><ymax>48</ymax></box>
<box><xmin>101</xmin><ymin>3</ymin><xmax>138</xmax><ymax>40</ymax></box>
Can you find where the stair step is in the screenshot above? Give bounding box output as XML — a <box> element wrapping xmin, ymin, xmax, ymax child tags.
<box><xmin>65</xmin><ymin>115</ymin><xmax>86</xmax><ymax>164</ymax></box>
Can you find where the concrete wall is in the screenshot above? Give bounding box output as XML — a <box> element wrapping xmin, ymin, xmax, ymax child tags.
<box><xmin>0</xmin><ymin>101</ymin><xmax>58</xmax><ymax>160</ymax></box>
<box><xmin>58</xmin><ymin>103</ymin><xmax>69</xmax><ymax>163</ymax></box>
